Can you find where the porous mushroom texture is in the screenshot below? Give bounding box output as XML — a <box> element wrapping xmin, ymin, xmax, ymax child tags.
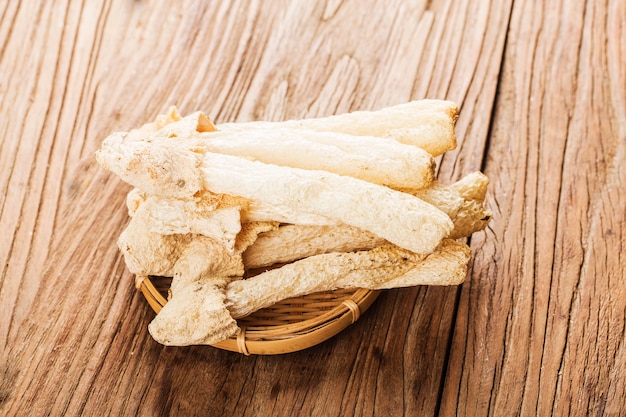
<box><xmin>242</xmin><ymin>173</ymin><xmax>492</xmax><ymax>268</ymax></box>
<box><xmin>95</xmin><ymin>133</ymin><xmax>204</xmax><ymax>198</ymax></box>
<box><xmin>95</xmin><ymin>99</ymin><xmax>493</xmax><ymax>347</ymax></box>
<box><xmin>186</xmin><ymin>126</ymin><xmax>436</xmax><ymax>189</ymax></box>
<box><xmin>149</xmin><ymin>278</ymin><xmax>238</xmax><ymax>346</ymax></box>
<box><xmin>227</xmin><ymin>239</ymin><xmax>470</xmax><ymax>318</ymax></box>
<box><xmin>243</xmin><ymin>224</ymin><xmax>385</xmax><ymax>269</ymax></box>
<box><xmin>449</xmin><ymin>171</ymin><xmax>490</xmax><ymax>201</ymax></box>
<box><xmin>199</xmin><ymin>152</ymin><xmax>453</xmax><ymax>256</ymax></box>
<box><xmin>117</xmin><ymin>205</ymin><xmax>193</xmax><ymax>279</ymax></box>
<box><xmin>222</xmin><ymin>99</ymin><xmax>458</xmax><ymax>157</ymax></box>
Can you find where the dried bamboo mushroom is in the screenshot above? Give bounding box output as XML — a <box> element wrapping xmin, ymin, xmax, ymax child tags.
<box><xmin>96</xmin><ymin>100</ymin><xmax>491</xmax><ymax>347</ymax></box>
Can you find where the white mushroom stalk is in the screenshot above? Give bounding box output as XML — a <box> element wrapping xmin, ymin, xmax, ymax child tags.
<box><xmin>96</xmin><ymin>100</ymin><xmax>491</xmax><ymax>347</ymax></box>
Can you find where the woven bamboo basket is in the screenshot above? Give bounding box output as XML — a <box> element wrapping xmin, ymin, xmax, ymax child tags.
<box><xmin>139</xmin><ymin>276</ymin><xmax>380</xmax><ymax>355</ymax></box>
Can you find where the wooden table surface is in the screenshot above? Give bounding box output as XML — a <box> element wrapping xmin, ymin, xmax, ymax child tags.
<box><xmin>2</xmin><ymin>1</ymin><xmax>625</xmax><ymax>416</ymax></box>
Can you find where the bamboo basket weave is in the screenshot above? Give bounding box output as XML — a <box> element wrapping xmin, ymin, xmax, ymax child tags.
<box><xmin>139</xmin><ymin>276</ymin><xmax>380</xmax><ymax>355</ymax></box>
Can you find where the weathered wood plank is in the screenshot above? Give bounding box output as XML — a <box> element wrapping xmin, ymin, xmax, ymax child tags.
<box><xmin>440</xmin><ymin>0</ymin><xmax>626</xmax><ymax>415</ymax></box>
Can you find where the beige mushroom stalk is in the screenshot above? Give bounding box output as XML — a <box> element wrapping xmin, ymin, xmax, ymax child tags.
<box><xmin>96</xmin><ymin>100</ymin><xmax>491</xmax><ymax>347</ymax></box>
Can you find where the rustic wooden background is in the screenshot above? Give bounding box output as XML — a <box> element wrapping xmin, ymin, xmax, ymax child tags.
<box><xmin>2</xmin><ymin>0</ymin><xmax>625</xmax><ymax>415</ymax></box>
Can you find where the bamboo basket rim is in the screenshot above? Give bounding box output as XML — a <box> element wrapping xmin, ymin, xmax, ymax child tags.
<box><xmin>139</xmin><ymin>276</ymin><xmax>380</xmax><ymax>355</ymax></box>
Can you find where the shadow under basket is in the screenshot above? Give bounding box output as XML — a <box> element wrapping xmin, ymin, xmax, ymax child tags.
<box><xmin>139</xmin><ymin>276</ymin><xmax>380</xmax><ymax>355</ymax></box>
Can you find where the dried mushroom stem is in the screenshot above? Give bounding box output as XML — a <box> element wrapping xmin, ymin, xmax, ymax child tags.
<box><xmin>242</xmin><ymin>224</ymin><xmax>385</xmax><ymax>269</ymax></box>
<box><xmin>227</xmin><ymin>239</ymin><xmax>470</xmax><ymax>319</ymax></box>
<box><xmin>98</xmin><ymin>133</ymin><xmax>454</xmax><ymax>254</ymax></box>
<box><xmin>148</xmin><ymin>239</ymin><xmax>470</xmax><ymax>346</ymax></box>
<box><xmin>242</xmin><ymin>172</ymin><xmax>491</xmax><ymax>268</ymax></box>
<box><xmin>173</xmin><ymin>126</ymin><xmax>436</xmax><ymax>190</ymax></box>
<box><xmin>93</xmin><ymin>100</ymin><xmax>492</xmax><ymax>348</ymax></box>
<box><xmin>149</xmin><ymin>278</ymin><xmax>238</xmax><ymax>346</ymax></box>
<box><xmin>221</xmin><ymin>99</ymin><xmax>458</xmax><ymax>156</ymax></box>
<box><xmin>198</xmin><ymin>153</ymin><xmax>453</xmax><ymax>255</ymax></box>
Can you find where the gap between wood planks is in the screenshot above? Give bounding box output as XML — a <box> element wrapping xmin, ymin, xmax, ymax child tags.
<box><xmin>432</xmin><ymin>1</ymin><xmax>516</xmax><ymax>415</ymax></box>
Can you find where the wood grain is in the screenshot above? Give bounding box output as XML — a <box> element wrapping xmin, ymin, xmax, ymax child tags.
<box><xmin>1</xmin><ymin>0</ymin><xmax>624</xmax><ymax>416</ymax></box>
<box><xmin>440</xmin><ymin>1</ymin><xmax>626</xmax><ymax>416</ymax></box>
